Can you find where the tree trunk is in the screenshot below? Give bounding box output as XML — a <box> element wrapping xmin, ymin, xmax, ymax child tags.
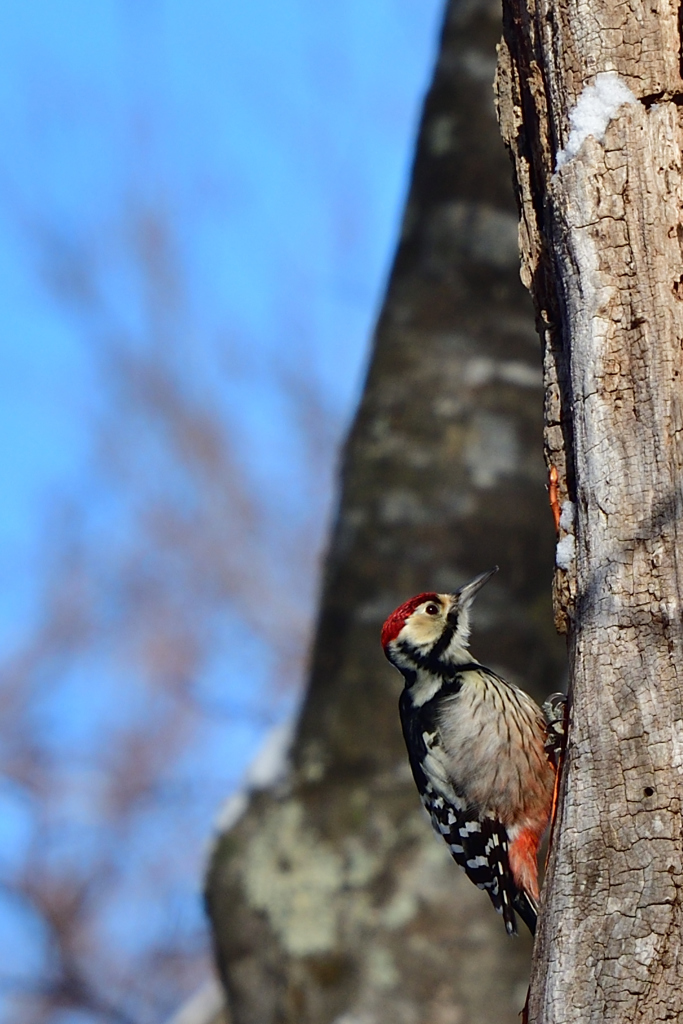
<box><xmin>496</xmin><ymin>2</ymin><xmax>683</xmax><ymax>1021</ymax></box>
<box><xmin>205</xmin><ymin>2</ymin><xmax>565</xmax><ymax>1021</ymax></box>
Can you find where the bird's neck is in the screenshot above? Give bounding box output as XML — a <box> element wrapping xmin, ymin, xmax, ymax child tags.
<box><xmin>441</xmin><ymin>640</ymin><xmax>475</xmax><ymax>667</ymax></box>
<box><xmin>403</xmin><ymin>645</ymin><xmax>479</xmax><ymax>706</ymax></box>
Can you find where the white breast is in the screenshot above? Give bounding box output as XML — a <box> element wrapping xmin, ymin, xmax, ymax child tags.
<box><xmin>435</xmin><ymin>672</ymin><xmax>554</xmax><ymax>829</ymax></box>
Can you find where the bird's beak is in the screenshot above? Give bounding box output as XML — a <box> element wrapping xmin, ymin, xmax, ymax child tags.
<box><xmin>453</xmin><ymin>566</ymin><xmax>498</xmax><ymax>610</ymax></box>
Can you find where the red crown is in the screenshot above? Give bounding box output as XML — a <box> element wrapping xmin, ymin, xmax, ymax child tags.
<box><xmin>380</xmin><ymin>592</ymin><xmax>439</xmax><ymax>648</ymax></box>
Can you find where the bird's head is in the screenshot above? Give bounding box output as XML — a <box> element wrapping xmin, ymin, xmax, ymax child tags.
<box><xmin>381</xmin><ymin>567</ymin><xmax>498</xmax><ymax>677</ymax></box>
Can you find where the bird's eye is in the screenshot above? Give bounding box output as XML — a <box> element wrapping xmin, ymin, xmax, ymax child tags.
<box><xmin>425</xmin><ymin>603</ymin><xmax>440</xmax><ymax>616</ymax></box>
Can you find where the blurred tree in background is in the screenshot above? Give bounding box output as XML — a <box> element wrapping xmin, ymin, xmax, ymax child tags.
<box><xmin>207</xmin><ymin>1</ymin><xmax>566</xmax><ymax>1022</ymax></box>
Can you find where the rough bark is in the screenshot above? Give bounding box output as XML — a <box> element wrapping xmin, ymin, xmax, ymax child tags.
<box><xmin>205</xmin><ymin>3</ymin><xmax>565</xmax><ymax>1022</ymax></box>
<box><xmin>496</xmin><ymin>1</ymin><xmax>683</xmax><ymax>1021</ymax></box>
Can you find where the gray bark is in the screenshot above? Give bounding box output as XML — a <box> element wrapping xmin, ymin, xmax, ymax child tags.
<box><xmin>496</xmin><ymin>1</ymin><xmax>683</xmax><ymax>1021</ymax></box>
<box><xmin>205</xmin><ymin>2</ymin><xmax>565</xmax><ymax>1022</ymax></box>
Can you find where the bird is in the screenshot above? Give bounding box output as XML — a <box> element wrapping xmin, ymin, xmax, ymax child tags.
<box><xmin>381</xmin><ymin>567</ymin><xmax>564</xmax><ymax>936</ymax></box>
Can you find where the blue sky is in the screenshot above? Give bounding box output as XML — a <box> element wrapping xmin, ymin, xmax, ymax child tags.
<box><xmin>0</xmin><ymin>0</ymin><xmax>443</xmax><ymax>628</ymax></box>
<box><xmin>0</xmin><ymin>2</ymin><xmax>444</xmax><ymax>1019</ymax></box>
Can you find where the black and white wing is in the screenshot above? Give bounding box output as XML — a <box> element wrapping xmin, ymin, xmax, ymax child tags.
<box><xmin>399</xmin><ymin>688</ymin><xmax>531</xmax><ymax>935</ymax></box>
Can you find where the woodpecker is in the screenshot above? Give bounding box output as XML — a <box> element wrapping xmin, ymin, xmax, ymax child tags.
<box><xmin>381</xmin><ymin>567</ymin><xmax>561</xmax><ymax>937</ymax></box>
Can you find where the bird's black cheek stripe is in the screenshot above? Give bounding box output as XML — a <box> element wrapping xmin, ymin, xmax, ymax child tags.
<box><xmin>427</xmin><ymin>622</ymin><xmax>455</xmax><ymax>664</ymax></box>
<box><xmin>394</xmin><ymin>635</ymin><xmax>461</xmax><ymax>682</ymax></box>
<box><xmin>401</xmin><ymin>668</ymin><xmax>417</xmax><ymax>689</ymax></box>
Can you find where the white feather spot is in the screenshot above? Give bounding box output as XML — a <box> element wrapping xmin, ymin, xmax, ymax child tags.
<box><xmin>467</xmin><ymin>856</ymin><xmax>489</xmax><ymax>869</ymax></box>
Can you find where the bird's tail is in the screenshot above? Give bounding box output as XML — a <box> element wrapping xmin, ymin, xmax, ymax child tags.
<box><xmin>513</xmin><ymin>889</ymin><xmax>538</xmax><ymax>936</ymax></box>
